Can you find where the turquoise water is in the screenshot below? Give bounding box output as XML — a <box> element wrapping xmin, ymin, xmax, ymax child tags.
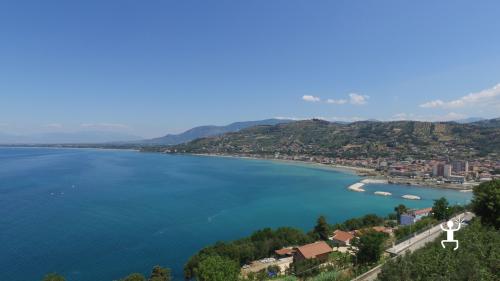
<box><xmin>0</xmin><ymin>148</ymin><xmax>471</xmax><ymax>281</ymax></box>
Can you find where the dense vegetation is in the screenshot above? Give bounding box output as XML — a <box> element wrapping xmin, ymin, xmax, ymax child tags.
<box><xmin>184</xmin><ymin>213</ymin><xmax>390</xmax><ymax>280</ymax></box>
<box><xmin>354</xmin><ymin>231</ymin><xmax>389</xmax><ymax>264</ymax></box>
<box><xmin>377</xmin><ymin>180</ymin><xmax>500</xmax><ymax>281</ymax></box>
<box><xmin>152</xmin><ymin>119</ymin><xmax>500</xmax><ymax>159</ymax></box>
<box><xmin>471</xmin><ymin>179</ymin><xmax>500</xmax><ymax>229</ymax></box>
<box><xmin>184</xmin><ymin>227</ymin><xmax>313</xmax><ymax>279</ymax></box>
<box><xmin>377</xmin><ymin>220</ymin><xmax>499</xmax><ymax>281</ymax></box>
<box><xmin>196</xmin><ymin>255</ymin><xmax>240</xmax><ymax>281</ymax></box>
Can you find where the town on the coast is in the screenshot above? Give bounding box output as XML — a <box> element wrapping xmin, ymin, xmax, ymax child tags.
<box><xmin>279</xmin><ymin>155</ymin><xmax>499</xmax><ymax>189</ymax></box>
<box><xmin>176</xmin><ymin>152</ymin><xmax>500</xmax><ymax>190</ymax></box>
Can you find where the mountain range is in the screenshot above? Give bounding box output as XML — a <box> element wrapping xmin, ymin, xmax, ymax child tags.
<box><xmin>0</xmin><ymin>131</ymin><xmax>142</xmax><ymax>144</ymax></box>
<box><xmin>140</xmin><ymin>118</ymin><xmax>293</xmax><ymax>145</ymax></box>
<box><xmin>154</xmin><ymin>118</ymin><xmax>500</xmax><ymax>160</ymax></box>
<box><xmin>0</xmin><ymin>117</ymin><xmax>494</xmax><ymax>145</ymax></box>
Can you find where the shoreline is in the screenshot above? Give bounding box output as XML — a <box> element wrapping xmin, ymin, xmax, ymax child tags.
<box><xmin>192</xmin><ymin>153</ymin><xmax>374</xmax><ymax>176</ymax></box>
<box><xmin>2</xmin><ymin>147</ymin><xmax>476</xmax><ymax>192</ymax></box>
<box><xmin>189</xmin><ymin>153</ymin><xmax>477</xmax><ymax>192</ymax></box>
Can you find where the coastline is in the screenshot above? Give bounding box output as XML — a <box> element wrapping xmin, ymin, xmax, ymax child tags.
<box><xmin>2</xmin><ymin>146</ymin><xmax>475</xmax><ymax>192</ymax></box>
<box><xmin>191</xmin><ymin>153</ymin><xmax>373</xmax><ymax>176</ymax></box>
<box><xmin>188</xmin><ymin>153</ymin><xmax>474</xmax><ymax>191</ymax></box>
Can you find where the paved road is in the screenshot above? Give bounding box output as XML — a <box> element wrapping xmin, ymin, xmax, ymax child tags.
<box><xmin>351</xmin><ymin>212</ymin><xmax>474</xmax><ymax>281</ymax></box>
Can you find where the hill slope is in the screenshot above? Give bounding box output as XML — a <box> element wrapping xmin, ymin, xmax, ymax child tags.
<box><xmin>157</xmin><ymin>119</ymin><xmax>500</xmax><ymax>159</ymax></box>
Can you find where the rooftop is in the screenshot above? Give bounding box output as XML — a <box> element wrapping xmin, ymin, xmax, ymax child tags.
<box><xmin>331</xmin><ymin>230</ymin><xmax>354</xmax><ymax>242</ymax></box>
<box><xmin>295</xmin><ymin>241</ymin><xmax>333</xmax><ymax>259</ymax></box>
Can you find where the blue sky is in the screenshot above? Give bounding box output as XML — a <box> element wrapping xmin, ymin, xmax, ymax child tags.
<box><xmin>1</xmin><ymin>0</ymin><xmax>500</xmax><ymax>137</ymax></box>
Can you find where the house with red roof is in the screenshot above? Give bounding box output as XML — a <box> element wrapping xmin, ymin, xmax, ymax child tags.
<box><xmin>293</xmin><ymin>241</ymin><xmax>333</xmax><ymax>262</ymax></box>
<box><xmin>274</xmin><ymin>247</ymin><xmax>295</xmax><ymax>258</ymax></box>
<box><xmin>329</xmin><ymin>230</ymin><xmax>355</xmax><ymax>246</ymax></box>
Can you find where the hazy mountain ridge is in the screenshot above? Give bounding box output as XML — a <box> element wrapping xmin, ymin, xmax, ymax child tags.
<box><xmin>141</xmin><ymin>118</ymin><xmax>293</xmax><ymax>145</ymax></box>
<box><xmin>0</xmin><ymin>131</ymin><xmax>142</xmax><ymax>144</ymax></box>
<box><xmin>158</xmin><ymin>118</ymin><xmax>500</xmax><ymax>159</ymax></box>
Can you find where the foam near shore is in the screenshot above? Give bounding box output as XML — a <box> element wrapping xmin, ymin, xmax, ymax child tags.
<box><xmin>348</xmin><ymin>182</ymin><xmax>366</xmax><ymax>192</ymax></box>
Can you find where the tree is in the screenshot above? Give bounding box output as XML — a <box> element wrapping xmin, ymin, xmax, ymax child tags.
<box><xmin>471</xmin><ymin>179</ymin><xmax>500</xmax><ymax>229</ymax></box>
<box><xmin>314</xmin><ymin>215</ymin><xmax>330</xmax><ymax>240</ymax></box>
<box><xmin>355</xmin><ymin>231</ymin><xmax>387</xmax><ymax>264</ymax></box>
<box><xmin>432</xmin><ymin>197</ymin><xmax>451</xmax><ymax>220</ymax></box>
<box><xmin>394</xmin><ymin>204</ymin><xmax>407</xmax><ymax>222</ymax></box>
<box><xmin>149</xmin><ymin>265</ymin><xmax>171</xmax><ymax>281</ymax></box>
<box><xmin>362</xmin><ymin>214</ymin><xmax>384</xmax><ymax>227</ymax></box>
<box><xmin>119</xmin><ymin>273</ymin><xmax>146</xmax><ymax>281</ymax></box>
<box><xmin>292</xmin><ymin>258</ymin><xmax>321</xmax><ymax>278</ymax></box>
<box><xmin>196</xmin><ymin>256</ymin><xmax>240</xmax><ymax>281</ymax></box>
<box><xmin>42</xmin><ymin>273</ymin><xmax>65</xmax><ymax>281</ymax></box>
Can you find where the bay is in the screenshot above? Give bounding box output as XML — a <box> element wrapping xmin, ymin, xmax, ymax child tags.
<box><xmin>0</xmin><ymin>148</ymin><xmax>471</xmax><ymax>281</ymax></box>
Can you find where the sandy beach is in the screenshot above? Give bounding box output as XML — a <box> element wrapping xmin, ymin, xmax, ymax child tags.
<box><xmin>185</xmin><ymin>153</ymin><xmax>477</xmax><ymax>192</ymax></box>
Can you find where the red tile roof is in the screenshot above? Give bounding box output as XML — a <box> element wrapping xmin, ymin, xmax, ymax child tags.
<box><xmin>414</xmin><ymin>207</ymin><xmax>432</xmax><ymax>215</ymax></box>
<box><xmin>275</xmin><ymin>248</ymin><xmax>295</xmax><ymax>256</ymax></box>
<box><xmin>332</xmin><ymin>230</ymin><xmax>354</xmax><ymax>242</ymax></box>
<box><xmin>296</xmin><ymin>241</ymin><xmax>333</xmax><ymax>259</ymax></box>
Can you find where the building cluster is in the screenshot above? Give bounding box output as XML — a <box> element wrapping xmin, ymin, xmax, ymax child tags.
<box><xmin>268</xmin><ymin>153</ymin><xmax>500</xmax><ymax>184</ymax></box>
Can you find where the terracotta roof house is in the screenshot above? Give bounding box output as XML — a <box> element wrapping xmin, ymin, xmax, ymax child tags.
<box><xmin>274</xmin><ymin>247</ymin><xmax>295</xmax><ymax>257</ymax></box>
<box><xmin>294</xmin><ymin>241</ymin><xmax>333</xmax><ymax>262</ymax></box>
<box><xmin>329</xmin><ymin>230</ymin><xmax>355</xmax><ymax>246</ymax></box>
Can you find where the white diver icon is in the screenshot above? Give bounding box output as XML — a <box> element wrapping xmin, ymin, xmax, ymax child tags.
<box><xmin>440</xmin><ymin>217</ymin><xmax>462</xmax><ymax>250</ymax></box>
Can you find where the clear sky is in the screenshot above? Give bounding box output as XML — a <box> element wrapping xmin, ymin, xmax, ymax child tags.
<box><xmin>1</xmin><ymin>0</ymin><xmax>500</xmax><ymax>138</ymax></box>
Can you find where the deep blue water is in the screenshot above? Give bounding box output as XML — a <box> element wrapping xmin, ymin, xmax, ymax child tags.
<box><xmin>0</xmin><ymin>148</ymin><xmax>471</xmax><ymax>281</ymax></box>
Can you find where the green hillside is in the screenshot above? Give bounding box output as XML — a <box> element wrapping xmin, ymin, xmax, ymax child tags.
<box><xmin>145</xmin><ymin>119</ymin><xmax>500</xmax><ymax>160</ymax></box>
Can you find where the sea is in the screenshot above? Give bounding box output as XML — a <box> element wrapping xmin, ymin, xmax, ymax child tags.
<box><xmin>0</xmin><ymin>147</ymin><xmax>472</xmax><ymax>281</ymax></box>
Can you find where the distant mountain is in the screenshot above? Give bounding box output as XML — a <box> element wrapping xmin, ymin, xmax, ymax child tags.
<box><xmin>453</xmin><ymin>117</ymin><xmax>486</xmax><ymax>124</ymax></box>
<box><xmin>141</xmin><ymin>119</ymin><xmax>294</xmax><ymax>145</ymax></box>
<box><xmin>0</xmin><ymin>131</ymin><xmax>142</xmax><ymax>144</ymax></box>
<box><xmin>152</xmin><ymin>118</ymin><xmax>500</xmax><ymax>159</ymax></box>
<box><xmin>469</xmin><ymin>117</ymin><xmax>500</xmax><ymax>127</ymax></box>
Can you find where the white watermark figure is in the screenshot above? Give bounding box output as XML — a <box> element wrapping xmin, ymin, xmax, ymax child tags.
<box><xmin>440</xmin><ymin>217</ymin><xmax>463</xmax><ymax>250</ymax></box>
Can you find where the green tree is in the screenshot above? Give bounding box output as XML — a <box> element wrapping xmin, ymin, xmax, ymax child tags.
<box><xmin>471</xmin><ymin>179</ymin><xmax>500</xmax><ymax>229</ymax></box>
<box><xmin>432</xmin><ymin>197</ymin><xmax>451</xmax><ymax>220</ymax></box>
<box><xmin>355</xmin><ymin>231</ymin><xmax>387</xmax><ymax>264</ymax></box>
<box><xmin>292</xmin><ymin>258</ymin><xmax>321</xmax><ymax>278</ymax></box>
<box><xmin>361</xmin><ymin>214</ymin><xmax>384</xmax><ymax>227</ymax></box>
<box><xmin>314</xmin><ymin>215</ymin><xmax>330</xmax><ymax>240</ymax></box>
<box><xmin>196</xmin><ymin>255</ymin><xmax>239</xmax><ymax>281</ymax></box>
<box><xmin>394</xmin><ymin>204</ymin><xmax>407</xmax><ymax>222</ymax></box>
<box><xmin>149</xmin><ymin>265</ymin><xmax>171</xmax><ymax>281</ymax></box>
<box><xmin>119</xmin><ymin>273</ymin><xmax>147</xmax><ymax>281</ymax></box>
<box><xmin>42</xmin><ymin>273</ymin><xmax>65</xmax><ymax>281</ymax></box>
